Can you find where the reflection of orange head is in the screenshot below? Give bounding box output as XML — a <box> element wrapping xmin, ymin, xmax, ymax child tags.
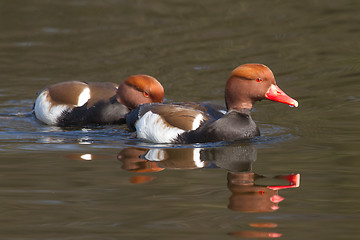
<box><xmin>130</xmin><ymin>175</ymin><xmax>155</xmax><ymax>184</ymax></box>
<box><xmin>229</xmin><ymin>231</ymin><xmax>282</xmax><ymax>238</ymax></box>
<box><xmin>128</xmin><ymin>161</ymin><xmax>164</xmax><ymax>173</ymax></box>
<box><xmin>228</xmin><ymin>187</ymin><xmax>280</xmax><ymax>212</ymax></box>
<box><xmin>117</xmin><ymin>148</ymin><xmax>147</xmax><ymax>160</ymax></box>
<box><xmin>227</xmin><ymin>172</ymin><xmax>283</xmax><ymax>212</ymax></box>
<box><xmin>117</xmin><ymin>148</ymin><xmax>164</xmax><ymax>173</ymax></box>
<box><xmin>249</xmin><ymin>222</ymin><xmax>278</xmax><ymax>228</ymax></box>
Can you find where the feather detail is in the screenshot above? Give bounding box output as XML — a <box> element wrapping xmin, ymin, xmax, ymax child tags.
<box><xmin>77</xmin><ymin>87</ymin><xmax>90</xmax><ymax>106</ymax></box>
<box><xmin>34</xmin><ymin>91</ymin><xmax>71</xmax><ymax>125</ymax></box>
<box><xmin>135</xmin><ymin>111</ymin><xmax>185</xmax><ymax>143</ymax></box>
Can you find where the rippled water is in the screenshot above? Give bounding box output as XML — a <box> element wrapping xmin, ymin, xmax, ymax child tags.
<box><xmin>0</xmin><ymin>0</ymin><xmax>359</xmax><ymax>239</ymax></box>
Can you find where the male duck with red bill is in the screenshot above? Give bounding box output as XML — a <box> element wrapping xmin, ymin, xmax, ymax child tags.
<box><xmin>126</xmin><ymin>64</ymin><xmax>298</xmax><ymax>144</ymax></box>
<box><xmin>34</xmin><ymin>75</ymin><xmax>164</xmax><ymax>127</ymax></box>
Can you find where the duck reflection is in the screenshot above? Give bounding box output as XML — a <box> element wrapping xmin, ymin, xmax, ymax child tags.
<box><xmin>117</xmin><ymin>145</ymin><xmax>299</xmax><ymax>238</ymax></box>
<box><xmin>227</xmin><ymin>172</ymin><xmax>299</xmax><ymax>213</ymax></box>
<box><xmin>66</xmin><ymin>146</ymin><xmax>299</xmax><ymax>238</ymax></box>
<box><xmin>117</xmin><ymin>146</ymin><xmax>299</xmax><ymax>208</ymax></box>
<box><xmin>117</xmin><ymin>148</ymin><xmax>165</xmax><ymax>173</ymax></box>
<box><xmin>117</xmin><ymin>147</ymin><xmax>214</xmax><ymax>171</ymax></box>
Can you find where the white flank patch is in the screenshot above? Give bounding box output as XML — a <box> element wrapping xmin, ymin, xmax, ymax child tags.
<box><xmin>34</xmin><ymin>91</ymin><xmax>70</xmax><ymax>125</ymax></box>
<box><xmin>193</xmin><ymin>148</ymin><xmax>205</xmax><ymax>168</ymax></box>
<box><xmin>135</xmin><ymin>111</ymin><xmax>185</xmax><ymax>143</ymax></box>
<box><xmin>144</xmin><ymin>149</ymin><xmax>166</xmax><ymax>161</ymax></box>
<box><xmin>219</xmin><ymin>110</ymin><xmax>227</xmax><ymax>115</ymax></box>
<box><xmin>77</xmin><ymin>87</ymin><xmax>90</xmax><ymax>106</ymax></box>
<box><xmin>192</xmin><ymin>113</ymin><xmax>204</xmax><ymax>130</ymax></box>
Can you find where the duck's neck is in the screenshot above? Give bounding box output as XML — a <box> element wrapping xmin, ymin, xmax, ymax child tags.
<box><xmin>225</xmin><ymin>98</ymin><xmax>254</xmax><ymax>112</ymax></box>
<box><xmin>227</xmin><ymin>107</ymin><xmax>252</xmax><ymax>115</ymax></box>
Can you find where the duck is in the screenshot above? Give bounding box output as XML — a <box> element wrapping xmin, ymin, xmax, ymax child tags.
<box><xmin>34</xmin><ymin>75</ymin><xmax>164</xmax><ymax>126</ymax></box>
<box><xmin>126</xmin><ymin>64</ymin><xmax>298</xmax><ymax>143</ymax></box>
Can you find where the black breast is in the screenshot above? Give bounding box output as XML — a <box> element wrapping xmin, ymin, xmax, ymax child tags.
<box><xmin>177</xmin><ymin>110</ymin><xmax>260</xmax><ymax>143</ymax></box>
<box><xmin>58</xmin><ymin>96</ymin><xmax>128</xmax><ymax>126</ymax></box>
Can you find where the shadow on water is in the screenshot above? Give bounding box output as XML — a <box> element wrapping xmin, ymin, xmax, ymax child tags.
<box><xmin>66</xmin><ymin>144</ymin><xmax>300</xmax><ymax>238</ymax></box>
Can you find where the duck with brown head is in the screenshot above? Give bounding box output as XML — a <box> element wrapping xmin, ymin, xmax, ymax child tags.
<box><xmin>34</xmin><ymin>75</ymin><xmax>164</xmax><ymax>126</ymax></box>
<box><xmin>126</xmin><ymin>64</ymin><xmax>298</xmax><ymax>144</ymax></box>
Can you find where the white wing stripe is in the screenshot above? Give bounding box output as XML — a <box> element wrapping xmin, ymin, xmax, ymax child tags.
<box><xmin>192</xmin><ymin>113</ymin><xmax>204</xmax><ymax>130</ymax></box>
<box><xmin>77</xmin><ymin>87</ymin><xmax>90</xmax><ymax>106</ymax></box>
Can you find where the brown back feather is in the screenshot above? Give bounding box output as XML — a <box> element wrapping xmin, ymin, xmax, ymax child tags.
<box><xmin>141</xmin><ymin>104</ymin><xmax>209</xmax><ymax>131</ymax></box>
<box><xmin>48</xmin><ymin>81</ymin><xmax>88</xmax><ymax>106</ymax></box>
<box><xmin>87</xmin><ymin>82</ymin><xmax>118</xmax><ymax>107</ymax></box>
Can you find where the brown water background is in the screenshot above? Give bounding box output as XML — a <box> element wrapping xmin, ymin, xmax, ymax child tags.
<box><xmin>0</xmin><ymin>0</ymin><xmax>359</xmax><ymax>239</ymax></box>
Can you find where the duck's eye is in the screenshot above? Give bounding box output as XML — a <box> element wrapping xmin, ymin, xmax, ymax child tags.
<box><xmin>143</xmin><ymin>91</ymin><xmax>149</xmax><ymax>97</ymax></box>
<box><xmin>256</xmin><ymin>78</ymin><xmax>262</xmax><ymax>82</ymax></box>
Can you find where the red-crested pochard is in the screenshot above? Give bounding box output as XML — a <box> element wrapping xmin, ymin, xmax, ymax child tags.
<box><xmin>126</xmin><ymin>64</ymin><xmax>298</xmax><ymax>143</ymax></box>
<box><xmin>34</xmin><ymin>75</ymin><xmax>164</xmax><ymax>126</ymax></box>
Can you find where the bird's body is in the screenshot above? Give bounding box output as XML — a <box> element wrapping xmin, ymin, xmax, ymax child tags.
<box><xmin>34</xmin><ymin>75</ymin><xmax>164</xmax><ymax>126</ymax></box>
<box><xmin>127</xmin><ymin>64</ymin><xmax>298</xmax><ymax>144</ymax></box>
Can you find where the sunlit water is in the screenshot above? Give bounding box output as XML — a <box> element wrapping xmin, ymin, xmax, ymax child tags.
<box><xmin>1</xmin><ymin>0</ymin><xmax>359</xmax><ymax>239</ymax></box>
